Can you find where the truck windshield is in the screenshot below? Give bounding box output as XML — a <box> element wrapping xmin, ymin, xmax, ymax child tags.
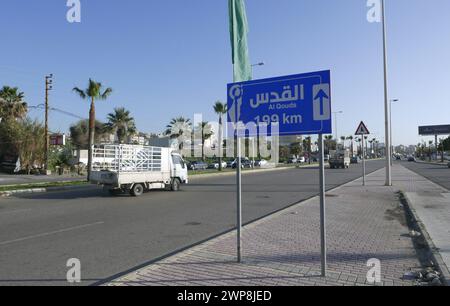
<box><xmin>172</xmin><ymin>155</ymin><xmax>185</xmax><ymax>168</ymax></box>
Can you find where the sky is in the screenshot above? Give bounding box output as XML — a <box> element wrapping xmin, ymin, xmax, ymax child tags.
<box><xmin>0</xmin><ymin>0</ymin><xmax>449</xmax><ymax>146</ymax></box>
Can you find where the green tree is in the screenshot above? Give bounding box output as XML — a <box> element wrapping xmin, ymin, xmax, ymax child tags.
<box><xmin>73</xmin><ymin>79</ymin><xmax>112</xmax><ymax>180</ymax></box>
<box><xmin>105</xmin><ymin>107</ymin><xmax>137</xmax><ymax>144</ymax></box>
<box><xmin>0</xmin><ymin>86</ymin><xmax>28</xmax><ymax>121</ymax></box>
<box><xmin>18</xmin><ymin>119</ymin><xmax>45</xmax><ymax>173</ymax></box>
<box><xmin>213</xmin><ymin>101</ymin><xmax>227</xmax><ymax>171</ymax></box>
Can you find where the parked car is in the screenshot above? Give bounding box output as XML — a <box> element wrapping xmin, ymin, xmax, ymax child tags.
<box><xmin>287</xmin><ymin>158</ymin><xmax>298</xmax><ymax>164</ymax></box>
<box><xmin>231</xmin><ymin>158</ymin><xmax>253</xmax><ymax>169</ymax></box>
<box><xmin>188</xmin><ymin>161</ymin><xmax>208</xmax><ymax>170</ymax></box>
<box><xmin>208</xmin><ymin>160</ymin><xmax>227</xmax><ymax>169</ymax></box>
<box><xmin>298</xmin><ymin>156</ymin><xmax>306</xmax><ymax>163</ymax></box>
<box><xmin>407</xmin><ymin>156</ymin><xmax>416</xmax><ymax>162</ymax></box>
<box><xmin>447</xmin><ymin>161</ymin><xmax>450</xmax><ymax>168</ymax></box>
<box><xmin>350</xmin><ymin>156</ymin><xmax>359</xmax><ymax>164</ymax></box>
<box><xmin>254</xmin><ymin>159</ymin><xmax>268</xmax><ymax>167</ymax></box>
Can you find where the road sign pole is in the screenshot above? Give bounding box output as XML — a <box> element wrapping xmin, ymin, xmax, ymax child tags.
<box><xmin>318</xmin><ymin>133</ymin><xmax>327</xmax><ymax>277</ymax></box>
<box><xmin>362</xmin><ymin>137</ymin><xmax>366</xmax><ymax>186</ymax></box>
<box><xmin>236</xmin><ymin>130</ymin><xmax>242</xmax><ymax>263</ymax></box>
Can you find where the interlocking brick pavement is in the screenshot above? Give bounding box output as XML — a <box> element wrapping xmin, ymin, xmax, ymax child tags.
<box><xmin>107</xmin><ymin>167</ymin><xmax>424</xmax><ymax>286</ymax></box>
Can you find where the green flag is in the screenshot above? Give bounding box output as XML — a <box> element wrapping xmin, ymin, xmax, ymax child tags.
<box><xmin>229</xmin><ymin>0</ymin><xmax>252</xmax><ymax>82</ymax></box>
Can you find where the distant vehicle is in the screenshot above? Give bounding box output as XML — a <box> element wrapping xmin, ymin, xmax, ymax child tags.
<box><xmin>255</xmin><ymin>159</ymin><xmax>268</xmax><ymax>167</ymax></box>
<box><xmin>90</xmin><ymin>144</ymin><xmax>188</xmax><ymax>197</ymax></box>
<box><xmin>407</xmin><ymin>156</ymin><xmax>416</xmax><ymax>162</ymax></box>
<box><xmin>324</xmin><ymin>154</ymin><xmax>330</xmax><ymax>162</ymax></box>
<box><xmin>226</xmin><ymin>160</ymin><xmax>234</xmax><ymax>168</ymax></box>
<box><xmin>329</xmin><ymin>150</ymin><xmax>350</xmax><ymax>169</ymax></box>
<box><xmin>287</xmin><ymin>158</ymin><xmax>298</xmax><ymax>164</ymax></box>
<box><xmin>447</xmin><ymin>161</ymin><xmax>450</xmax><ymax>168</ymax></box>
<box><xmin>298</xmin><ymin>156</ymin><xmax>306</xmax><ymax>163</ymax></box>
<box><xmin>188</xmin><ymin>161</ymin><xmax>208</xmax><ymax>171</ymax></box>
<box><xmin>208</xmin><ymin>160</ymin><xmax>227</xmax><ymax>169</ymax></box>
<box><xmin>231</xmin><ymin>158</ymin><xmax>253</xmax><ymax>169</ymax></box>
<box><xmin>350</xmin><ymin>156</ymin><xmax>359</xmax><ymax>164</ymax></box>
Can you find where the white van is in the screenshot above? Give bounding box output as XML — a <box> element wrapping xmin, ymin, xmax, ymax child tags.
<box><xmin>90</xmin><ymin>144</ymin><xmax>188</xmax><ymax>196</ymax></box>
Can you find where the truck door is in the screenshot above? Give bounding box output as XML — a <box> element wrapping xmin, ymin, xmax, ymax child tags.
<box><xmin>171</xmin><ymin>154</ymin><xmax>188</xmax><ymax>183</ymax></box>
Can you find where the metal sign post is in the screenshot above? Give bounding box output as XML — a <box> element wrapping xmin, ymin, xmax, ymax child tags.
<box><xmin>362</xmin><ymin>137</ymin><xmax>366</xmax><ymax>186</ymax></box>
<box><xmin>236</xmin><ymin>128</ymin><xmax>242</xmax><ymax>263</ymax></box>
<box><xmin>355</xmin><ymin>121</ymin><xmax>370</xmax><ymax>186</ymax></box>
<box><xmin>318</xmin><ymin>133</ymin><xmax>327</xmax><ymax>276</ymax></box>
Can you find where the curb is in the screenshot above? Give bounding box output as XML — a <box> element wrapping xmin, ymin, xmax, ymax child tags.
<box><xmin>190</xmin><ymin>165</ymin><xmax>312</xmax><ymax>179</ymax></box>
<box><xmin>415</xmin><ymin>160</ymin><xmax>448</xmax><ymax>166</ymax></box>
<box><xmin>401</xmin><ymin>192</ymin><xmax>450</xmax><ymax>286</ymax></box>
<box><xmin>0</xmin><ymin>184</ymin><xmax>91</xmax><ymax>197</ymax></box>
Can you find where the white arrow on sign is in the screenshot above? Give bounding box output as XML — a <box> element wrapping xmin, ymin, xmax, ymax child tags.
<box><xmin>355</xmin><ymin>121</ymin><xmax>370</xmax><ymax>135</ymax></box>
<box><xmin>313</xmin><ymin>84</ymin><xmax>331</xmax><ymax>121</ymax></box>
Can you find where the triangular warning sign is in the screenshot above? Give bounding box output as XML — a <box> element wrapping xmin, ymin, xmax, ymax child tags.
<box><xmin>355</xmin><ymin>121</ymin><xmax>370</xmax><ymax>135</ymax></box>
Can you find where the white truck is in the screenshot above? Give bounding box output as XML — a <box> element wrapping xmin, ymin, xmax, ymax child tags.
<box><xmin>329</xmin><ymin>149</ymin><xmax>351</xmax><ymax>169</ymax></box>
<box><xmin>89</xmin><ymin>144</ymin><xmax>188</xmax><ymax>196</ymax></box>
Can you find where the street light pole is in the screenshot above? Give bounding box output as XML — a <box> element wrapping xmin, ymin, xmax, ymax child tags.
<box><xmin>390</xmin><ymin>99</ymin><xmax>398</xmax><ymax>166</ymax></box>
<box><xmin>382</xmin><ymin>0</ymin><xmax>392</xmax><ymax>186</ymax></box>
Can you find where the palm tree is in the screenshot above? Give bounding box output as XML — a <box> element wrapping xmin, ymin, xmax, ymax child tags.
<box><xmin>105</xmin><ymin>107</ymin><xmax>136</xmax><ymax>144</ymax></box>
<box><xmin>195</xmin><ymin>122</ymin><xmax>213</xmax><ymax>161</ymax></box>
<box><xmin>165</xmin><ymin>117</ymin><xmax>192</xmax><ymax>153</ymax></box>
<box><xmin>213</xmin><ymin>101</ymin><xmax>227</xmax><ymax>171</ymax></box>
<box><xmin>324</xmin><ymin>135</ymin><xmax>334</xmax><ymax>154</ymax></box>
<box><xmin>73</xmin><ymin>79</ymin><xmax>112</xmax><ymax>180</ymax></box>
<box><xmin>0</xmin><ymin>86</ymin><xmax>28</xmax><ymax>121</ymax></box>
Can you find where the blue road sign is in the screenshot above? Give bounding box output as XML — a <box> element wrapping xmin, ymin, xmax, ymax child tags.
<box><xmin>227</xmin><ymin>70</ymin><xmax>332</xmax><ymax>136</ymax></box>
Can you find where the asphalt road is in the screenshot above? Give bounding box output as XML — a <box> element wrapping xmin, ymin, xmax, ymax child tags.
<box><xmin>0</xmin><ymin>160</ymin><xmax>385</xmax><ymax>286</ymax></box>
<box><xmin>399</xmin><ymin>160</ymin><xmax>450</xmax><ymax>190</ymax></box>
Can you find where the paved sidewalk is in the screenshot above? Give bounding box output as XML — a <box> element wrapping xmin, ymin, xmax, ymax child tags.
<box><xmin>107</xmin><ymin>167</ymin><xmax>424</xmax><ymax>286</ymax></box>
<box><xmin>394</xmin><ymin>166</ymin><xmax>450</xmax><ymax>280</ymax></box>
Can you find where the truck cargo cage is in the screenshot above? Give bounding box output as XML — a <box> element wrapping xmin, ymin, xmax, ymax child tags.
<box><xmin>92</xmin><ymin>144</ymin><xmax>162</xmax><ymax>172</ymax></box>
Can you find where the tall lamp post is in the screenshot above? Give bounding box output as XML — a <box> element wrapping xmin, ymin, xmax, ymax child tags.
<box><xmin>381</xmin><ymin>0</ymin><xmax>392</xmax><ymax>186</ymax></box>
<box><xmin>390</xmin><ymin>99</ymin><xmax>399</xmax><ymax>165</ymax></box>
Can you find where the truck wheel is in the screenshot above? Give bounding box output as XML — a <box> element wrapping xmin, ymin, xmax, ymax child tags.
<box><xmin>131</xmin><ymin>183</ymin><xmax>144</xmax><ymax>197</ymax></box>
<box><xmin>171</xmin><ymin>178</ymin><xmax>181</xmax><ymax>191</ymax></box>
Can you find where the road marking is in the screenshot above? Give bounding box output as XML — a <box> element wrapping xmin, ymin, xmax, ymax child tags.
<box><xmin>0</xmin><ymin>221</ymin><xmax>105</xmax><ymax>246</ymax></box>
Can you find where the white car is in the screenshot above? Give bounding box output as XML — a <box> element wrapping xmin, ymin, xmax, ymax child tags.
<box><xmin>210</xmin><ymin>161</ymin><xmax>227</xmax><ymax>169</ymax></box>
<box><xmin>298</xmin><ymin>157</ymin><xmax>306</xmax><ymax>163</ymax></box>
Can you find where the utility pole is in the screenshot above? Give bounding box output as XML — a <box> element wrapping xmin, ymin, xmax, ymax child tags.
<box><xmin>44</xmin><ymin>74</ymin><xmax>53</xmax><ymax>174</ymax></box>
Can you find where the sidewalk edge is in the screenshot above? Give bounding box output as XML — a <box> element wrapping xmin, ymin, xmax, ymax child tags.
<box><xmin>401</xmin><ymin>192</ymin><xmax>450</xmax><ymax>286</ymax></box>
